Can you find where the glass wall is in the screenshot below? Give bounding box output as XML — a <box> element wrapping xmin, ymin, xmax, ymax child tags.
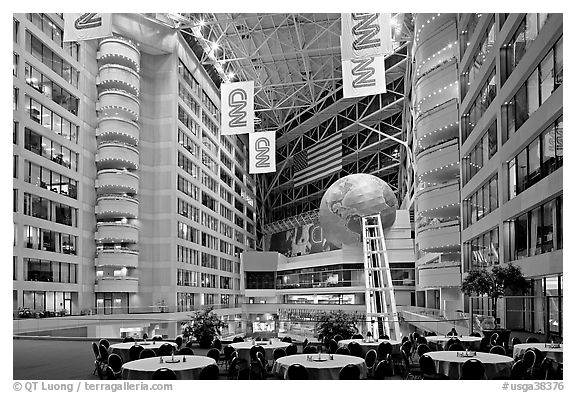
<box><xmin>463</xmin><ymin>174</ymin><xmax>498</xmax><ymax>229</ymax></box>
<box><xmin>23</xmin><ymin>192</ymin><xmax>77</xmax><ymax>227</ymax></box>
<box><xmin>463</xmin><ymin>227</ymin><xmax>499</xmax><ymax>271</ymax></box>
<box><xmin>461</xmin><ymin>68</ymin><xmax>497</xmax><ymax>142</ymax></box>
<box><xmin>276</xmin><ymin>263</ymin><xmax>365</xmax><ymax>289</ymax></box>
<box><xmin>460</xmin><ymin>16</ymin><xmax>495</xmax><ymax>99</ymax></box>
<box><xmin>462</xmin><ymin>120</ymin><xmax>497</xmax><ymax>185</ymax></box>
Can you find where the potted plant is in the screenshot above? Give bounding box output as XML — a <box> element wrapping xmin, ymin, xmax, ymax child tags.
<box><xmin>461</xmin><ymin>263</ymin><xmax>530</xmax><ymax>328</ymax></box>
<box><xmin>182</xmin><ymin>306</ymin><xmax>226</xmax><ymax>348</ymax></box>
<box><xmin>315</xmin><ymin>310</ymin><xmax>362</xmax><ymax>342</ymax></box>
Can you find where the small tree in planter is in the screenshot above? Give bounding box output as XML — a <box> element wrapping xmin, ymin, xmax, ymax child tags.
<box><xmin>315</xmin><ymin>310</ymin><xmax>363</xmax><ymax>342</ymax></box>
<box><xmin>461</xmin><ymin>264</ymin><xmax>530</xmax><ymax>323</ymax></box>
<box><xmin>182</xmin><ymin>306</ymin><xmax>226</xmax><ymax>348</ymax></box>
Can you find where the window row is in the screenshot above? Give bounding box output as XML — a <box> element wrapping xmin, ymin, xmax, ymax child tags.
<box><xmin>178</xmin><ymin>129</ymin><xmax>199</xmax><ymax>158</ymax></box>
<box><xmin>178</xmin><ymin>105</ymin><xmax>200</xmax><ymax>137</ymax></box>
<box><xmin>501</xmin><ymin>14</ymin><xmax>550</xmax><ymax>83</ymax></box>
<box><xmin>220</xmin><ymin>168</ymin><xmax>233</xmax><ymax>188</ymax></box>
<box><xmin>201</xmin><ymin>252</ymin><xmax>218</xmax><ymax>269</ymax></box>
<box><xmin>201</xmin><ymin>91</ymin><xmax>219</xmax><ymax>120</ymax></box>
<box><xmin>461</xmin><ymin>16</ymin><xmax>495</xmax><ymax>99</ymax></box>
<box><xmin>201</xmin><ymin>191</ymin><xmax>218</xmax><ymax>213</ymax></box>
<box><xmin>462</xmin><ymin>120</ymin><xmax>497</xmax><ymax>185</ymax></box>
<box><xmin>202</xmin><ymin>131</ymin><xmax>218</xmax><ymax>155</ymax></box>
<box><xmin>25</xmin><ymin>96</ymin><xmax>79</xmax><ymax>143</ymax></box>
<box><xmin>220</xmin><ymin>258</ymin><xmax>233</xmax><ymax>273</ymax></box>
<box><xmin>461</xmin><ymin>68</ymin><xmax>497</xmax><ymax>142</ymax></box>
<box><xmin>177</xmin><ymin>175</ymin><xmax>199</xmax><ymax>201</ymax></box>
<box><xmin>24</xmin><ymin>258</ymin><xmax>77</xmax><ymax>283</ymax></box>
<box><xmin>507</xmin><ymin>116</ymin><xmax>563</xmax><ymax>199</ymax></box>
<box><xmin>220</xmin><ymin>188</ymin><xmax>233</xmax><ymax>205</ymax></box>
<box><xmin>25</xmin><ymin>31</ymin><xmax>79</xmax><ymax>88</ymax></box>
<box><xmin>201</xmin><ymin>170</ymin><xmax>218</xmax><ymax>194</ymax></box>
<box><xmin>220</xmin><ymin>239</ymin><xmax>233</xmax><ymax>256</ymax></box>
<box><xmin>178</xmin><ymin>60</ymin><xmax>200</xmax><ymax>97</ymax></box>
<box><xmin>24</xmin><ymin>128</ymin><xmax>78</xmax><ymax>171</ymax></box>
<box><xmin>24</xmin><ymin>225</ymin><xmax>77</xmax><ymax>255</ymax></box>
<box><xmin>459</xmin><ymin>14</ymin><xmax>481</xmax><ymax>58</ymax></box>
<box><xmin>220</xmin><ymin>135</ymin><xmax>234</xmax><ymax>154</ymax></box>
<box><xmin>202</xmin><ymin>111</ymin><xmax>219</xmax><ymax>138</ymax></box>
<box><xmin>201</xmin><ymin>211</ymin><xmax>218</xmax><ymax>232</ymax></box>
<box><xmin>23</xmin><ymin>192</ymin><xmax>77</xmax><ymax>227</ymax></box>
<box><xmin>463</xmin><ymin>227</ymin><xmax>500</xmax><ymax>272</ymax></box>
<box><xmin>502</xmin><ymin>37</ymin><xmax>562</xmax><ymax>142</ymax></box>
<box><xmin>220</xmin><ymin>222</ymin><xmax>233</xmax><ymax>239</ymax></box>
<box><xmin>177</xmin><ymin>245</ymin><xmax>200</xmax><ymax>265</ymax></box>
<box><xmin>220</xmin><ymin>205</ymin><xmax>233</xmax><ymax>222</ymax></box>
<box><xmin>220</xmin><ymin>151</ymin><xmax>233</xmax><ymax>171</ymax></box>
<box><xmin>177</xmin><ymin>198</ymin><xmax>199</xmax><ymax>223</ymax></box>
<box><xmin>201</xmin><ymin>150</ymin><xmax>217</xmax><ymax>174</ymax></box>
<box><xmin>201</xmin><ymin>232</ymin><xmax>218</xmax><ymax>250</ymax></box>
<box><xmin>177</xmin><ymin>151</ymin><xmax>199</xmax><ymax>179</ymax></box>
<box><xmin>26</xmin><ymin>13</ymin><xmax>79</xmax><ymax>59</ymax></box>
<box><xmin>178</xmin><ymin>82</ymin><xmax>200</xmax><ymax>117</ymax></box>
<box><xmin>506</xmin><ymin>195</ymin><xmax>562</xmax><ymax>261</ymax></box>
<box><xmin>24</xmin><ymin>160</ymin><xmax>78</xmax><ymax>199</ymax></box>
<box><xmin>177</xmin><ymin>221</ymin><xmax>199</xmax><ymax>244</ymax></box>
<box><xmin>25</xmin><ymin>62</ymin><xmax>79</xmax><ymax>115</ymax></box>
<box><xmin>463</xmin><ymin>175</ymin><xmax>498</xmax><ymax>229</ymax></box>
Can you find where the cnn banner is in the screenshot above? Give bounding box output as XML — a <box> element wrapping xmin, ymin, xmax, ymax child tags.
<box><xmin>64</xmin><ymin>13</ymin><xmax>112</xmax><ymax>42</ymax></box>
<box><xmin>221</xmin><ymin>81</ymin><xmax>254</xmax><ymax>135</ymax></box>
<box><xmin>342</xmin><ymin>55</ymin><xmax>387</xmax><ymax>98</ymax></box>
<box><xmin>248</xmin><ymin>131</ymin><xmax>276</xmax><ymax>174</ymax></box>
<box><xmin>340</xmin><ymin>13</ymin><xmax>393</xmax><ymax>61</ymax></box>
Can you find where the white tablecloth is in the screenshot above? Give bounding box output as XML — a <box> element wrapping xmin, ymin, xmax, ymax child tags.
<box><xmin>230</xmin><ymin>341</ymin><xmax>291</xmax><ymax>363</ymax></box>
<box><xmin>513</xmin><ymin>343</ymin><xmax>563</xmax><ymax>363</ymax></box>
<box><xmin>427</xmin><ymin>351</ymin><xmax>514</xmax><ymax>379</ymax></box>
<box><xmin>121</xmin><ymin>355</ymin><xmax>215</xmax><ymax>380</ymax></box>
<box><xmin>110</xmin><ymin>342</ymin><xmax>178</xmax><ymax>362</ymax></box>
<box><xmin>337</xmin><ymin>339</ymin><xmax>401</xmax><ymax>355</ymax></box>
<box><xmin>272</xmin><ymin>354</ymin><xmax>368</xmax><ymax>380</ymax></box>
<box><xmin>425</xmin><ymin>336</ymin><xmax>482</xmax><ymax>350</ymax></box>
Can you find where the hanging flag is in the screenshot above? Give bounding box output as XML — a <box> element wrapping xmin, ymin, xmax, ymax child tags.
<box><xmin>63</xmin><ymin>13</ymin><xmax>113</xmax><ymax>42</ymax></box>
<box><xmin>340</xmin><ymin>13</ymin><xmax>393</xmax><ymax>60</ymax></box>
<box><xmin>342</xmin><ymin>55</ymin><xmax>387</xmax><ymax>98</ymax></box>
<box><xmin>249</xmin><ymin>131</ymin><xmax>276</xmax><ymax>174</ymax></box>
<box><xmin>221</xmin><ymin>81</ymin><xmax>254</xmax><ymax>135</ymax></box>
<box><xmin>293</xmin><ymin>133</ymin><xmax>342</xmax><ymax>187</ymax></box>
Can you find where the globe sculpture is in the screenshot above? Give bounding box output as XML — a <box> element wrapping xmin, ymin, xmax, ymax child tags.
<box><xmin>319</xmin><ymin>174</ymin><xmax>398</xmax><ymax>247</ymax></box>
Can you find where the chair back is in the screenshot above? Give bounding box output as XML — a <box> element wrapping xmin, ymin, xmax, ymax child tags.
<box><xmin>152</xmin><ymin>368</ymin><xmax>177</xmax><ymax>380</ymax></box>
<box><xmin>286</xmin><ymin>344</ymin><xmax>298</xmax><ymax>355</ymax></box>
<box><xmin>206</xmin><ymin>348</ymin><xmax>221</xmax><ymax>362</ymax></box>
<box><xmin>352</xmin><ymin>333</ymin><xmax>363</xmax><ymax>339</ymax></box>
<box><xmin>107</xmin><ymin>353</ymin><xmax>123</xmax><ymax>373</ymax></box>
<box><xmin>380</xmin><ymin>334</ymin><xmax>390</xmax><ymax>340</ymax></box>
<box><xmin>303</xmin><ymin>345</ymin><xmax>317</xmax><ymax>354</ymax></box>
<box><xmin>448</xmin><ymin>343</ymin><xmax>465</xmax><ymax>351</ymax></box>
<box><xmin>99</xmin><ymin>339</ymin><xmax>110</xmax><ymax>349</ymax></box>
<box><xmin>377</xmin><ymin>341</ymin><xmax>393</xmax><ymax>359</ymax></box>
<box><xmin>419</xmin><ymin>354</ymin><xmax>436</xmax><ymax>375</ymax></box>
<box><xmin>249</xmin><ymin>359</ymin><xmax>266</xmax><ymax>380</ymax></box>
<box><xmin>286</xmin><ymin>364</ymin><xmax>308</xmax><ymax>380</ymax></box>
<box><xmin>510</xmin><ymin>359</ymin><xmax>528</xmax><ymax>379</ymax></box>
<box><xmin>128</xmin><ymin>344</ymin><xmax>144</xmax><ymax>361</ymax></box>
<box><xmin>158</xmin><ymin>343</ymin><xmax>175</xmax><ymax>357</ymax></box>
<box><xmin>526</xmin><ymin>337</ymin><xmax>540</xmax><ymax>344</ymax></box>
<box><xmin>152</xmin><ymin>335</ymin><xmax>163</xmax><ymax>341</ymax></box>
<box><xmin>347</xmin><ymin>341</ymin><xmax>363</xmax><ymax>358</ymax></box>
<box><xmin>365</xmin><ymin>349</ymin><xmax>378</xmax><ymax>369</ymax></box>
<box><xmin>417</xmin><ymin>343</ymin><xmax>431</xmax><ymax>357</ymax></box>
<box><xmin>98</xmin><ymin>343</ymin><xmax>109</xmax><ymax>362</ymax></box>
<box><xmin>139</xmin><ymin>349</ymin><xmax>156</xmax><ymax>359</ymax></box>
<box><xmin>401</xmin><ymin>341</ymin><xmax>412</xmax><ymax>354</ymax></box>
<box><xmin>328</xmin><ymin>339</ymin><xmax>338</xmax><ymax>354</ymax></box>
<box><xmin>175</xmin><ymin>336</ymin><xmax>183</xmax><ymax>348</ymax></box>
<box><xmin>490</xmin><ymin>333</ymin><xmax>500</xmax><ymax>346</ymax></box>
<box><xmin>490</xmin><ymin>345</ymin><xmax>506</xmax><ymax>355</ymax></box>
<box><xmin>335</xmin><ymin>347</ymin><xmax>350</xmax><ymax>355</ymax></box>
<box><xmin>373</xmin><ymin>359</ymin><xmax>393</xmax><ymax>379</ymax></box>
<box><xmin>460</xmin><ymin>359</ymin><xmax>485</xmax><ymax>380</ymax></box>
<box><xmin>416</xmin><ymin>336</ymin><xmax>428</xmax><ymax>345</ymax></box>
<box><xmin>199</xmin><ymin>364</ymin><xmax>220</xmax><ymax>380</ymax></box>
<box><xmin>104</xmin><ymin>366</ymin><xmax>116</xmax><ymax>380</ymax></box>
<box><xmin>522</xmin><ymin>349</ymin><xmax>537</xmax><ymax>368</ymax></box>
<box><xmin>233</xmin><ymin>336</ymin><xmax>244</xmax><ymax>343</ymax></box>
<box><xmin>223</xmin><ymin>345</ymin><xmax>235</xmax><ymax>360</ymax></box>
<box><xmin>123</xmin><ymin>336</ymin><xmax>135</xmax><ymax>343</ymax></box>
<box><xmin>445</xmin><ymin>338</ymin><xmax>461</xmax><ymax>350</ymax></box>
<box><xmin>400</xmin><ymin>348</ymin><xmax>411</xmax><ymax>370</ymax></box>
<box><xmin>401</xmin><ymin>336</ymin><xmax>409</xmax><ymax>344</ymax></box>
<box><xmin>177</xmin><ymin>347</ymin><xmax>194</xmax><ymax>356</ymax></box>
<box><xmin>333</xmin><ymin>334</ymin><xmax>343</xmax><ymax>342</ymax></box>
<box><xmin>213</xmin><ymin>338</ymin><xmax>223</xmax><ymax>350</ymax></box>
<box><xmin>249</xmin><ymin>345</ymin><xmax>265</xmax><ymax>361</ymax></box>
<box><xmin>92</xmin><ymin>342</ymin><xmax>100</xmax><ymax>359</ymax></box>
<box><xmin>339</xmin><ymin>364</ymin><xmax>361</xmax><ymax>380</ymax></box>
<box><xmin>281</xmin><ymin>336</ymin><xmax>292</xmax><ymax>343</ymax></box>
<box><xmin>273</xmin><ymin>348</ymin><xmax>287</xmax><ymax>361</ymax></box>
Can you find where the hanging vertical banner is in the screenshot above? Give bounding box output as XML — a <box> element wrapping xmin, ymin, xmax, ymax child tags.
<box><xmin>63</xmin><ymin>13</ymin><xmax>113</xmax><ymax>42</ymax></box>
<box><xmin>221</xmin><ymin>81</ymin><xmax>254</xmax><ymax>135</ymax></box>
<box><xmin>342</xmin><ymin>55</ymin><xmax>387</xmax><ymax>98</ymax></box>
<box><xmin>340</xmin><ymin>13</ymin><xmax>393</xmax><ymax>60</ymax></box>
<box><xmin>249</xmin><ymin>131</ymin><xmax>276</xmax><ymax>174</ymax></box>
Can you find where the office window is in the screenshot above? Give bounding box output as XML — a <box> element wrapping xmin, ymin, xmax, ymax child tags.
<box><xmin>13</xmin><ymin>18</ymin><xmax>19</xmax><ymax>43</ymax></box>
<box><xmin>463</xmin><ymin>175</ymin><xmax>498</xmax><ymax>229</ymax></box>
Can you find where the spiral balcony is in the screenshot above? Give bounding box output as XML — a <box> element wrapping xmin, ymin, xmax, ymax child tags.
<box><xmin>96</xmin><ymin>249</ymin><xmax>139</xmax><ymax>268</ymax></box>
<box><xmin>417</xmin><ymin>262</ymin><xmax>462</xmax><ymax>289</ymax></box>
<box><xmin>95</xmin><ymin>169</ymin><xmax>139</xmax><ymax>194</ymax></box>
<box><xmin>95</xmin><ymin>222</ymin><xmax>139</xmax><ymax>243</ymax></box>
<box><xmin>97</xmin><ymin>64</ymin><xmax>140</xmax><ymax>96</ymax></box>
<box><xmin>97</xmin><ymin>117</ymin><xmax>139</xmax><ymax>146</ymax></box>
<box><xmin>95</xmin><ymin>142</ymin><xmax>139</xmax><ymax>170</ymax></box>
<box><xmin>416</xmin><ymin>181</ymin><xmax>460</xmax><ymax>216</ymax></box>
<box><xmin>97</xmin><ymin>90</ymin><xmax>140</xmax><ymax>121</ymax></box>
<box><xmin>97</xmin><ymin>37</ymin><xmax>140</xmax><ymax>72</ymax></box>
<box><xmin>95</xmin><ymin>276</ymin><xmax>139</xmax><ymax>293</ymax></box>
<box><xmin>416</xmin><ymin>140</ymin><xmax>460</xmax><ymax>184</ymax></box>
<box><xmin>417</xmin><ymin>223</ymin><xmax>460</xmax><ymax>252</ymax></box>
<box><xmin>95</xmin><ymin>194</ymin><xmax>139</xmax><ymax>219</ymax></box>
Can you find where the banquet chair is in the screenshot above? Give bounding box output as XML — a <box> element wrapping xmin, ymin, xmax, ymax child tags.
<box><xmin>129</xmin><ymin>344</ymin><xmax>144</xmax><ymax>361</ymax></box>
<box><xmin>152</xmin><ymin>335</ymin><xmax>163</xmax><ymax>341</ymax></box>
<box><xmin>335</xmin><ymin>347</ymin><xmax>351</xmax><ymax>355</ymax></box>
<box><xmin>223</xmin><ymin>345</ymin><xmax>236</xmax><ymax>369</ymax></box>
<box><xmin>92</xmin><ymin>342</ymin><xmax>102</xmax><ymax>375</ymax></box>
<box><xmin>249</xmin><ymin>358</ymin><xmax>267</xmax><ymax>380</ymax></box>
<box><xmin>98</xmin><ymin>339</ymin><xmax>110</xmax><ymax>350</ymax></box>
<box><xmin>352</xmin><ymin>333</ymin><xmax>363</xmax><ymax>339</ymax></box>
<box><xmin>273</xmin><ymin>348</ymin><xmax>287</xmax><ymax>361</ymax></box>
<box><xmin>521</xmin><ymin>350</ymin><xmax>537</xmax><ymax>370</ymax></box>
<box><xmin>152</xmin><ymin>368</ymin><xmax>177</xmax><ymax>380</ymax></box>
<box><xmin>303</xmin><ymin>345</ymin><xmax>317</xmax><ymax>354</ymax></box>
<box><xmin>199</xmin><ymin>364</ymin><xmax>220</xmax><ymax>380</ymax></box>
<box><xmin>373</xmin><ymin>359</ymin><xmax>394</xmax><ymax>379</ymax></box>
<box><xmin>528</xmin><ymin>347</ymin><xmax>545</xmax><ymax>365</ymax></box>
<box><xmin>490</xmin><ymin>333</ymin><xmax>500</xmax><ymax>347</ymax></box>
<box><xmin>479</xmin><ymin>337</ymin><xmax>492</xmax><ymax>352</ymax></box>
<box><xmin>448</xmin><ymin>343</ymin><xmax>465</xmax><ymax>351</ymax></box>
<box><xmin>447</xmin><ymin>328</ymin><xmax>458</xmax><ymax>336</ymax></box>
<box><xmin>232</xmin><ymin>336</ymin><xmax>244</xmax><ymax>343</ymax></box>
<box><xmin>377</xmin><ymin>341</ymin><xmax>393</xmax><ymax>361</ymax></box>
<box><xmin>98</xmin><ymin>343</ymin><xmax>110</xmax><ymax>365</ymax></box>
<box><xmin>286</xmin><ymin>364</ymin><xmax>309</xmax><ymax>380</ymax></box>
<box><xmin>470</xmin><ymin>332</ymin><xmax>482</xmax><ymax>337</ymax></box>
<box><xmin>489</xmin><ymin>345</ymin><xmax>506</xmax><ymax>356</ymax></box>
<box><xmin>416</xmin><ymin>336</ymin><xmax>428</xmax><ymax>346</ymax></box>
<box><xmin>333</xmin><ymin>334</ymin><xmax>343</xmax><ymax>343</ymax></box>
<box><xmin>510</xmin><ymin>337</ymin><xmax>522</xmax><ymax>357</ymax></box>
<box><xmin>286</xmin><ymin>344</ymin><xmax>298</xmax><ymax>355</ymax></box>
<box><xmin>420</xmin><ymin>354</ymin><xmax>448</xmax><ymax>380</ymax></box>
<box><xmin>401</xmin><ymin>336</ymin><xmax>409</xmax><ymax>344</ymax></box>
<box><xmin>174</xmin><ymin>336</ymin><xmax>183</xmax><ymax>349</ymax></box>
<box><xmin>139</xmin><ymin>349</ymin><xmax>156</xmax><ymax>359</ymax></box>
<box><xmin>328</xmin><ymin>339</ymin><xmax>339</xmax><ymax>354</ymax></box>
<box><xmin>104</xmin><ymin>366</ymin><xmax>118</xmax><ymax>380</ymax></box>
<box><xmin>426</xmin><ymin>332</ymin><xmax>437</xmax><ymax>337</ymax></box>
<box><xmin>460</xmin><ymin>359</ymin><xmax>485</xmax><ymax>380</ymax></box>
<box><xmin>158</xmin><ymin>343</ymin><xmax>175</xmax><ymax>357</ymax></box>
<box><xmin>212</xmin><ymin>338</ymin><xmax>223</xmax><ymax>351</ymax></box>
<box><xmin>416</xmin><ymin>344</ymin><xmax>431</xmax><ymax>357</ymax></box>
<box><xmin>206</xmin><ymin>348</ymin><xmax>221</xmax><ymax>363</ymax></box>
<box><xmin>379</xmin><ymin>334</ymin><xmax>390</xmax><ymax>340</ymax></box>
<box><xmin>364</xmin><ymin>349</ymin><xmax>378</xmax><ymax>376</ymax></box>
<box><xmin>526</xmin><ymin>337</ymin><xmax>540</xmax><ymax>344</ymax></box>
<box><xmin>249</xmin><ymin>345</ymin><xmax>265</xmax><ymax>362</ymax></box>
<box><xmin>347</xmin><ymin>341</ymin><xmax>363</xmax><ymax>358</ymax></box>
<box><xmin>177</xmin><ymin>347</ymin><xmax>194</xmax><ymax>356</ymax></box>
<box><xmin>400</xmin><ymin>348</ymin><xmax>421</xmax><ymax>379</ymax></box>
<box><xmin>281</xmin><ymin>336</ymin><xmax>292</xmax><ymax>343</ymax></box>
<box><xmin>510</xmin><ymin>359</ymin><xmax>528</xmax><ymax>379</ymax></box>
<box><xmin>142</xmin><ymin>333</ymin><xmax>149</xmax><ymax>340</ymax></box>
<box><xmin>339</xmin><ymin>364</ymin><xmax>361</xmax><ymax>380</ymax></box>
<box><xmin>228</xmin><ymin>357</ymin><xmax>248</xmax><ymax>380</ymax></box>
<box><xmin>107</xmin><ymin>354</ymin><xmax>123</xmax><ymax>379</ymax></box>
<box><xmin>444</xmin><ymin>338</ymin><xmax>461</xmax><ymax>351</ymax></box>
<box><xmin>123</xmin><ymin>336</ymin><xmax>135</xmax><ymax>343</ymax></box>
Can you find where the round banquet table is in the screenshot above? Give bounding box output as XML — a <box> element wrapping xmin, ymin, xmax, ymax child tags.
<box><xmin>110</xmin><ymin>341</ymin><xmax>178</xmax><ymax>362</ymax></box>
<box><xmin>337</xmin><ymin>339</ymin><xmax>402</xmax><ymax>355</ymax></box>
<box><xmin>230</xmin><ymin>340</ymin><xmax>291</xmax><ymax>364</ymax></box>
<box><xmin>272</xmin><ymin>354</ymin><xmax>368</xmax><ymax>380</ymax></box>
<box><xmin>427</xmin><ymin>351</ymin><xmax>514</xmax><ymax>380</ymax></box>
<box><xmin>513</xmin><ymin>343</ymin><xmax>563</xmax><ymax>363</ymax></box>
<box><xmin>121</xmin><ymin>355</ymin><xmax>215</xmax><ymax>380</ymax></box>
<box><xmin>425</xmin><ymin>336</ymin><xmax>482</xmax><ymax>350</ymax></box>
